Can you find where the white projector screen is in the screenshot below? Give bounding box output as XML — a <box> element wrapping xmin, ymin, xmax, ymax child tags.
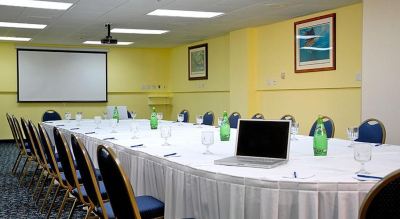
<box><xmin>17</xmin><ymin>49</ymin><xmax>107</xmax><ymax>102</ymax></box>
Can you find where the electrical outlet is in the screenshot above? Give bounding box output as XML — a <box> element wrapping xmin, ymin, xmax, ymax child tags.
<box><xmin>281</xmin><ymin>72</ymin><xmax>286</xmax><ymax>79</ymax></box>
<box><xmin>356</xmin><ymin>73</ymin><xmax>362</xmax><ymax>81</ymax></box>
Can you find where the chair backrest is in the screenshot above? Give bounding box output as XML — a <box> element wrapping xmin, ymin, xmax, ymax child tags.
<box><xmin>53</xmin><ymin>127</ymin><xmax>85</xmax><ymax>202</ymax></box>
<box><xmin>127</xmin><ymin>111</ymin><xmax>132</xmax><ymax>119</ymax></box>
<box><xmin>71</xmin><ymin>134</ymin><xmax>108</xmax><ymax>217</ymax></box>
<box><xmin>228</xmin><ymin>112</ymin><xmax>241</xmax><ymax>129</ymax></box>
<box><xmin>251</xmin><ymin>113</ymin><xmax>265</xmax><ymax>120</ymax></box>
<box><xmin>6</xmin><ymin>114</ymin><xmax>18</xmax><ymax>145</ymax></box>
<box><xmin>359</xmin><ymin>169</ymin><xmax>400</xmax><ymax>219</ymax></box>
<box><xmin>202</xmin><ymin>111</ymin><xmax>214</xmax><ymax>126</ymax></box>
<box><xmin>38</xmin><ymin>123</ymin><xmax>65</xmax><ymax>186</ymax></box>
<box><xmin>21</xmin><ymin>118</ymin><xmax>46</xmax><ymax>164</ymax></box>
<box><xmin>281</xmin><ymin>114</ymin><xmax>296</xmax><ymax>123</ymax></box>
<box><xmin>97</xmin><ymin>145</ymin><xmax>141</xmax><ymax>219</ymax></box>
<box><xmin>12</xmin><ymin>116</ymin><xmax>30</xmax><ymax>155</ymax></box>
<box><xmin>42</xmin><ymin>110</ymin><xmax>62</xmax><ymax>122</ymax></box>
<box><xmin>179</xmin><ymin>109</ymin><xmax>189</xmax><ymax>123</ymax></box>
<box><xmin>309</xmin><ymin>116</ymin><xmax>335</xmax><ymax>138</ymax></box>
<box><xmin>356</xmin><ymin>118</ymin><xmax>386</xmax><ymax>144</ymax></box>
<box><xmin>27</xmin><ymin>120</ymin><xmax>52</xmax><ymax>173</ymax></box>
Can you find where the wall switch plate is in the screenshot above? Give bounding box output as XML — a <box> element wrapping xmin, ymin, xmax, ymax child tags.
<box><xmin>356</xmin><ymin>73</ymin><xmax>362</xmax><ymax>81</ymax></box>
<box><xmin>281</xmin><ymin>72</ymin><xmax>286</xmax><ymax>79</ymax></box>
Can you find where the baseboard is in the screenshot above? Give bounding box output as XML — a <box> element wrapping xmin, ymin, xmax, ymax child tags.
<box><xmin>0</xmin><ymin>139</ymin><xmax>14</xmax><ymax>143</ymax></box>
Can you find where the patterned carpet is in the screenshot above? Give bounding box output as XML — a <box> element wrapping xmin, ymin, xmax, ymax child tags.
<box><xmin>0</xmin><ymin>142</ymin><xmax>86</xmax><ymax>218</ymax></box>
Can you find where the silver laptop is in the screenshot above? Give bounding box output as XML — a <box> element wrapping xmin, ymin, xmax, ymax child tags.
<box><xmin>214</xmin><ymin>119</ymin><xmax>291</xmax><ymax>169</ymax></box>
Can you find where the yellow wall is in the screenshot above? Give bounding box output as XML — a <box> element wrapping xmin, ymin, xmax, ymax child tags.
<box><xmin>0</xmin><ymin>43</ymin><xmax>170</xmax><ymax>139</ymax></box>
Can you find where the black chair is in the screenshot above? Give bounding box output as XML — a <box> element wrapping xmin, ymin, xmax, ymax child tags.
<box><xmin>70</xmin><ymin>134</ymin><xmax>113</xmax><ymax>219</ymax></box>
<box><xmin>228</xmin><ymin>112</ymin><xmax>241</xmax><ymax>128</ymax></box>
<box><xmin>359</xmin><ymin>169</ymin><xmax>400</xmax><ymax>219</ymax></box>
<box><xmin>251</xmin><ymin>113</ymin><xmax>265</xmax><ymax>120</ymax></box>
<box><xmin>6</xmin><ymin>113</ymin><xmax>27</xmax><ymax>175</ymax></box>
<box><xmin>309</xmin><ymin>116</ymin><xmax>335</xmax><ymax>138</ymax></box>
<box><xmin>281</xmin><ymin>114</ymin><xmax>296</xmax><ymax>123</ymax></box>
<box><xmin>179</xmin><ymin>109</ymin><xmax>189</xmax><ymax>123</ymax></box>
<box><xmin>42</xmin><ymin>110</ymin><xmax>62</xmax><ymax>122</ymax></box>
<box><xmin>97</xmin><ymin>145</ymin><xmax>165</xmax><ymax>219</ymax></box>
<box><xmin>356</xmin><ymin>118</ymin><xmax>386</xmax><ymax>144</ymax></box>
<box><xmin>203</xmin><ymin>111</ymin><xmax>214</xmax><ymax>126</ymax></box>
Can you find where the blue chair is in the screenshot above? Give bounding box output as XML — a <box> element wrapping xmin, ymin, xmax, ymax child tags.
<box><xmin>70</xmin><ymin>134</ymin><xmax>113</xmax><ymax>219</ymax></box>
<box><xmin>356</xmin><ymin>118</ymin><xmax>386</xmax><ymax>144</ymax></box>
<box><xmin>359</xmin><ymin>169</ymin><xmax>400</xmax><ymax>219</ymax></box>
<box><xmin>203</xmin><ymin>111</ymin><xmax>214</xmax><ymax>126</ymax></box>
<box><xmin>42</xmin><ymin>110</ymin><xmax>62</xmax><ymax>122</ymax></box>
<box><xmin>309</xmin><ymin>116</ymin><xmax>335</xmax><ymax>138</ymax></box>
<box><xmin>97</xmin><ymin>145</ymin><xmax>164</xmax><ymax>219</ymax></box>
<box><xmin>229</xmin><ymin>112</ymin><xmax>241</xmax><ymax>128</ymax></box>
<box><xmin>281</xmin><ymin>114</ymin><xmax>296</xmax><ymax>123</ymax></box>
<box><xmin>251</xmin><ymin>113</ymin><xmax>264</xmax><ymax>120</ymax></box>
<box><xmin>179</xmin><ymin>109</ymin><xmax>189</xmax><ymax>123</ymax></box>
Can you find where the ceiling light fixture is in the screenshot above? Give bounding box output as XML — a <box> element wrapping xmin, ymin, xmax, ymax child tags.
<box><xmin>111</xmin><ymin>28</ymin><xmax>169</xmax><ymax>34</ymax></box>
<box><xmin>147</xmin><ymin>9</ymin><xmax>224</xmax><ymax>18</ymax></box>
<box><xmin>83</xmin><ymin>41</ymin><xmax>133</xmax><ymax>46</ymax></box>
<box><xmin>0</xmin><ymin>36</ymin><xmax>31</xmax><ymax>41</ymax></box>
<box><xmin>0</xmin><ymin>0</ymin><xmax>73</xmax><ymax>10</ymax></box>
<box><xmin>0</xmin><ymin>21</ymin><xmax>46</xmax><ymax>29</ymax></box>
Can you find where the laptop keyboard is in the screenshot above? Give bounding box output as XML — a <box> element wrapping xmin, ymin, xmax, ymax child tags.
<box><xmin>235</xmin><ymin>157</ymin><xmax>279</xmax><ymax>164</ymax></box>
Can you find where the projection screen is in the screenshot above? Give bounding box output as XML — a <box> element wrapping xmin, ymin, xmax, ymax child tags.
<box><xmin>17</xmin><ymin>48</ymin><xmax>107</xmax><ymax>102</ymax></box>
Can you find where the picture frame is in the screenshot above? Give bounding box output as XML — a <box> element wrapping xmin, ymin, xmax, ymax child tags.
<box><xmin>188</xmin><ymin>43</ymin><xmax>208</xmax><ymax>80</ymax></box>
<box><xmin>294</xmin><ymin>13</ymin><xmax>336</xmax><ymax>73</ymax></box>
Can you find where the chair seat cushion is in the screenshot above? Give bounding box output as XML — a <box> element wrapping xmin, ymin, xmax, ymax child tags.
<box><xmin>60</xmin><ymin>171</ymin><xmax>82</xmax><ymax>184</ymax></box>
<box><xmin>136</xmin><ymin>195</ymin><xmax>165</xmax><ymax>219</ymax></box>
<box><xmin>95</xmin><ymin>201</ymin><xmax>115</xmax><ymax>219</ymax></box>
<box><xmin>71</xmin><ymin>181</ymin><xmax>108</xmax><ymax>203</ymax></box>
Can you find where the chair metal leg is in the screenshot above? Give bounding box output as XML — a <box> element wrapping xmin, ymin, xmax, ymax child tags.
<box><xmin>12</xmin><ymin>152</ymin><xmax>22</xmax><ymax>175</ymax></box>
<box><xmin>39</xmin><ymin>177</ymin><xmax>55</xmax><ymax>212</ymax></box>
<box><xmin>18</xmin><ymin>158</ymin><xmax>31</xmax><ymax>185</ymax></box>
<box><xmin>67</xmin><ymin>198</ymin><xmax>78</xmax><ymax>219</ymax></box>
<box><xmin>32</xmin><ymin>169</ymin><xmax>45</xmax><ymax>198</ymax></box>
<box><xmin>46</xmin><ymin>185</ymin><xmax>61</xmax><ymax>219</ymax></box>
<box><xmin>35</xmin><ymin>173</ymin><xmax>49</xmax><ymax>204</ymax></box>
<box><xmin>28</xmin><ymin>163</ymin><xmax>40</xmax><ymax>190</ymax></box>
<box><xmin>56</xmin><ymin>189</ymin><xmax>70</xmax><ymax>219</ymax></box>
<box><xmin>18</xmin><ymin>157</ymin><xmax>28</xmax><ymax>180</ymax></box>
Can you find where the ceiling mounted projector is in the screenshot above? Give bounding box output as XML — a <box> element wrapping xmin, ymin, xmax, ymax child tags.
<box><xmin>101</xmin><ymin>24</ymin><xmax>118</xmax><ymax>44</ymax></box>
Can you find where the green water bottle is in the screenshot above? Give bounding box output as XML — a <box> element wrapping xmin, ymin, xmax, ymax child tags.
<box><xmin>112</xmin><ymin>106</ymin><xmax>120</xmax><ymax>123</ymax></box>
<box><xmin>150</xmin><ymin>107</ymin><xmax>158</xmax><ymax>129</ymax></box>
<box><xmin>220</xmin><ymin>111</ymin><xmax>230</xmax><ymax>141</ymax></box>
<box><xmin>313</xmin><ymin>115</ymin><xmax>328</xmax><ymax>156</ymax></box>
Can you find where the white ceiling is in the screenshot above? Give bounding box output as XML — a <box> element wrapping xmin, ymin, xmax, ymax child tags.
<box><xmin>0</xmin><ymin>0</ymin><xmax>361</xmax><ymax>48</ymax></box>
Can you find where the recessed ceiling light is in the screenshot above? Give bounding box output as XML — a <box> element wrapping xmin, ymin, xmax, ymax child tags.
<box><xmin>0</xmin><ymin>36</ymin><xmax>31</xmax><ymax>41</ymax></box>
<box><xmin>147</xmin><ymin>9</ymin><xmax>224</xmax><ymax>18</ymax></box>
<box><xmin>83</xmin><ymin>41</ymin><xmax>134</xmax><ymax>46</ymax></box>
<box><xmin>0</xmin><ymin>0</ymin><xmax>73</xmax><ymax>10</ymax></box>
<box><xmin>111</xmin><ymin>28</ymin><xmax>169</xmax><ymax>35</ymax></box>
<box><xmin>0</xmin><ymin>22</ymin><xmax>46</xmax><ymax>29</ymax></box>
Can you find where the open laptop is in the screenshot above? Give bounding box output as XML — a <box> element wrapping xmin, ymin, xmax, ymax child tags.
<box><xmin>214</xmin><ymin>119</ymin><xmax>291</xmax><ymax>169</ymax></box>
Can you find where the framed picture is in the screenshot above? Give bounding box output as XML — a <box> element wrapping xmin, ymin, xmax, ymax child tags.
<box><xmin>294</xmin><ymin>13</ymin><xmax>336</xmax><ymax>73</ymax></box>
<box><xmin>188</xmin><ymin>43</ymin><xmax>208</xmax><ymax>80</ymax></box>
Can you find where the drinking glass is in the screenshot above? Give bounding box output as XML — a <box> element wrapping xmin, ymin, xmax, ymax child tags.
<box><xmin>64</xmin><ymin>112</ymin><xmax>72</xmax><ymax>121</ymax></box>
<box><xmin>160</xmin><ymin>126</ymin><xmax>171</xmax><ymax>146</ymax></box>
<box><xmin>94</xmin><ymin>116</ymin><xmax>101</xmax><ymax>129</ymax></box>
<box><xmin>130</xmin><ymin>111</ymin><xmax>137</xmax><ymax>120</ymax></box>
<box><xmin>354</xmin><ymin>143</ymin><xmax>372</xmax><ymax>174</ymax></box>
<box><xmin>196</xmin><ymin>115</ymin><xmax>203</xmax><ymax>128</ymax></box>
<box><xmin>217</xmin><ymin>117</ymin><xmax>223</xmax><ymax>127</ymax></box>
<box><xmin>201</xmin><ymin>131</ymin><xmax>214</xmax><ymax>155</ymax></box>
<box><xmin>130</xmin><ymin>122</ymin><xmax>138</xmax><ymax>139</ymax></box>
<box><xmin>111</xmin><ymin>119</ymin><xmax>118</xmax><ymax>133</ymax></box>
<box><xmin>103</xmin><ymin>111</ymin><xmax>108</xmax><ymax>120</ymax></box>
<box><xmin>157</xmin><ymin>112</ymin><xmax>163</xmax><ymax>120</ymax></box>
<box><xmin>177</xmin><ymin>113</ymin><xmax>184</xmax><ymax>125</ymax></box>
<box><xmin>347</xmin><ymin>127</ymin><xmax>359</xmax><ymax>147</ymax></box>
<box><xmin>291</xmin><ymin>122</ymin><xmax>299</xmax><ymax>140</ymax></box>
<box><xmin>76</xmin><ymin>112</ymin><xmax>83</xmax><ymax>126</ymax></box>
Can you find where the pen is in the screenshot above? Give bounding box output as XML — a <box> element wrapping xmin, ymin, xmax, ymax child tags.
<box><xmin>357</xmin><ymin>174</ymin><xmax>383</xmax><ymax>180</ymax></box>
<box><xmin>164</xmin><ymin>152</ymin><xmax>177</xmax><ymax>157</ymax></box>
<box><xmin>70</xmin><ymin>128</ymin><xmax>80</xmax><ymax>130</ymax></box>
<box><xmin>85</xmin><ymin>132</ymin><xmax>95</xmax><ymax>134</ymax></box>
<box><xmin>130</xmin><ymin>144</ymin><xmax>144</xmax><ymax>148</ymax></box>
<box><xmin>56</xmin><ymin>124</ymin><xmax>65</xmax><ymax>127</ymax></box>
<box><xmin>293</xmin><ymin>171</ymin><xmax>297</xmax><ymax>178</ymax></box>
<box><xmin>102</xmin><ymin>137</ymin><xmax>116</xmax><ymax>140</ymax></box>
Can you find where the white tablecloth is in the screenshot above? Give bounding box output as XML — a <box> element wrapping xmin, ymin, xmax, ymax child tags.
<box><xmin>43</xmin><ymin>119</ymin><xmax>400</xmax><ymax>219</ymax></box>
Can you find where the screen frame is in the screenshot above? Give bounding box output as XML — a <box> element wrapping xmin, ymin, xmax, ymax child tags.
<box><xmin>17</xmin><ymin>48</ymin><xmax>108</xmax><ymax>103</ymax></box>
<box><xmin>234</xmin><ymin>119</ymin><xmax>292</xmax><ymax>160</ymax></box>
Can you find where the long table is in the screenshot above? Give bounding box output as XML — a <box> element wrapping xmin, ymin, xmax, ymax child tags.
<box><xmin>43</xmin><ymin>119</ymin><xmax>400</xmax><ymax>219</ymax></box>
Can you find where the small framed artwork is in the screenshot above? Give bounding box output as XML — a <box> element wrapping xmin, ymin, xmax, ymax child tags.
<box><xmin>294</xmin><ymin>13</ymin><xmax>336</xmax><ymax>73</ymax></box>
<box><xmin>188</xmin><ymin>43</ymin><xmax>208</xmax><ymax>80</ymax></box>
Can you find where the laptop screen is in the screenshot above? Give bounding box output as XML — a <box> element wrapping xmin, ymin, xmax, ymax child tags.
<box><xmin>236</xmin><ymin>120</ymin><xmax>290</xmax><ymax>159</ymax></box>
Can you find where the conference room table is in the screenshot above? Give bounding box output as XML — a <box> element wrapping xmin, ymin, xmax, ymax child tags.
<box><xmin>43</xmin><ymin>119</ymin><xmax>400</xmax><ymax>219</ymax></box>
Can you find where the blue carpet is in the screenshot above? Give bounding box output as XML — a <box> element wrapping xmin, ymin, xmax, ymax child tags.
<box><xmin>0</xmin><ymin>142</ymin><xmax>86</xmax><ymax>218</ymax></box>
